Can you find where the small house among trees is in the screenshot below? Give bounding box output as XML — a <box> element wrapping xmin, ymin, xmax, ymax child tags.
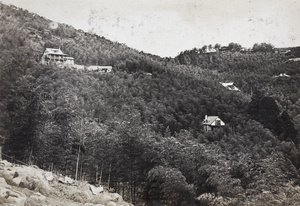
<box><xmin>202</xmin><ymin>115</ymin><xmax>225</xmax><ymax>132</ymax></box>
<box><xmin>274</xmin><ymin>48</ymin><xmax>291</xmax><ymax>55</ymax></box>
<box><xmin>41</xmin><ymin>48</ymin><xmax>74</xmax><ymax>66</ymax></box>
<box><xmin>220</xmin><ymin>82</ymin><xmax>240</xmax><ymax>91</ymax></box>
<box><xmin>40</xmin><ymin>48</ymin><xmax>112</xmax><ymax>72</ymax></box>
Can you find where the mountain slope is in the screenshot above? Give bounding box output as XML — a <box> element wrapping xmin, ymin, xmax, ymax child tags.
<box><xmin>0</xmin><ymin>2</ymin><xmax>300</xmax><ymax>206</ymax></box>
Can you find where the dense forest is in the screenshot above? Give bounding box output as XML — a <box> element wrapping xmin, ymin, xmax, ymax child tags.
<box><xmin>1</xmin><ymin>2</ymin><xmax>300</xmax><ymax>205</ymax></box>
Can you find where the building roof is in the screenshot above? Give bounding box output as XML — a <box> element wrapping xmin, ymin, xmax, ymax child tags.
<box><xmin>202</xmin><ymin>116</ymin><xmax>223</xmax><ymax>125</ymax></box>
<box><xmin>64</xmin><ymin>57</ymin><xmax>74</xmax><ymax>60</ymax></box>
<box><xmin>220</xmin><ymin>82</ymin><xmax>240</xmax><ymax>91</ymax></box>
<box><xmin>43</xmin><ymin>48</ymin><xmax>67</xmax><ymax>56</ymax></box>
<box><xmin>273</xmin><ymin>73</ymin><xmax>291</xmax><ymax>78</ymax></box>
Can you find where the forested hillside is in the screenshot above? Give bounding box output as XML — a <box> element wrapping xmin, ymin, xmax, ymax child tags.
<box><xmin>1</xmin><ymin>2</ymin><xmax>300</xmax><ymax>205</ymax></box>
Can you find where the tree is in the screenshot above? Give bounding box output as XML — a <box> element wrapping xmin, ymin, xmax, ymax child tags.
<box><xmin>252</xmin><ymin>43</ymin><xmax>274</xmax><ymax>53</ymax></box>
<box><xmin>214</xmin><ymin>43</ymin><xmax>221</xmax><ymax>50</ymax></box>
<box><xmin>201</xmin><ymin>45</ymin><xmax>208</xmax><ymax>53</ymax></box>
<box><xmin>228</xmin><ymin>42</ymin><xmax>242</xmax><ymax>52</ymax></box>
<box><xmin>146</xmin><ymin>166</ymin><xmax>195</xmax><ymax>206</ymax></box>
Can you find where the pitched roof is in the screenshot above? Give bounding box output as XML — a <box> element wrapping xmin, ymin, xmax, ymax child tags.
<box><xmin>273</xmin><ymin>73</ymin><xmax>290</xmax><ymax>78</ymax></box>
<box><xmin>220</xmin><ymin>82</ymin><xmax>240</xmax><ymax>91</ymax></box>
<box><xmin>43</xmin><ymin>48</ymin><xmax>67</xmax><ymax>56</ymax></box>
<box><xmin>202</xmin><ymin>116</ymin><xmax>220</xmax><ymax>125</ymax></box>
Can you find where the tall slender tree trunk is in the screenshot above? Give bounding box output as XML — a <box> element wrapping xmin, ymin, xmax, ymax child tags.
<box><xmin>75</xmin><ymin>118</ymin><xmax>84</xmax><ymax>181</ymax></box>
<box><xmin>0</xmin><ymin>146</ymin><xmax>2</xmax><ymax>160</ymax></box>
<box><xmin>99</xmin><ymin>164</ymin><xmax>103</xmax><ymax>186</ymax></box>
<box><xmin>133</xmin><ymin>181</ymin><xmax>136</xmax><ymax>204</ymax></box>
<box><xmin>95</xmin><ymin>165</ymin><xmax>98</xmax><ymax>185</ymax></box>
<box><xmin>75</xmin><ymin>144</ymin><xmax>80</xmax><ymax>181</ymax></box>
<box><xmin>80</xmin><ymin>161</ymin><xmax>84</xmax><ymax>181</ymax></box>
<box><xmin>65</xmin><ymin>159</ymin><xmax>68</xmax><ymax>175</ymax></box>
<box><xmin>108</xmin><ymin>164</ymin><xmax>111</xmax><ymax>189</ymax></box>
<box><xmin>28</xmin><ymin>146</ymin><xmax>33</xmax><ymax>165</ymax></box>
<box><xmin>130</xmin><ymin>179</ymin><xmax>133</xmax><ymax>202</ymax></box>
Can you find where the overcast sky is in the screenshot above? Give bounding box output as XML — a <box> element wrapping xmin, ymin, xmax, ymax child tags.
<box><xmin>1</xmin><ymin>0</ymin><xmax>300</xmax><ymax>57</ymax></box>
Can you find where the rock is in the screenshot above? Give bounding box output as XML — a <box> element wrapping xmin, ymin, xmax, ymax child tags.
<box><xmin>44</xmin><ymin>172</ymin><xmax>54</xmax><ymax>182</ymax></box>
<box><xmin>108</xmin><ymin>193</ymin><xmax>123</xmax><ymax>203</ymax></box>
<box><xmin>106</xmin><ymin>201</ymin><xmax>117</xmax><ymax>206</ymax></box>
<box><xmin>90</xmin><ymin>193</ymin><xmax>111</xmax><ymax>205</ymax></box>
<box><xmin>65</xmin><ymin>176</ymin><xmax>74</xmax><ymax>184</ymax></box>
<box><xmin>0</xmin><ymin>160</ymin><xmax>12</xmax><ymax>168</ymax></box>
<box><xmin>0</xmin><ymin>160</ymin><xmax>133</xmax><ymax>206</ymax></box>
<box><xmin>34</xmin><ymin>178</ymin><xmax>52</xmax><ymax>195</ymax></box>
<box><xmin>21</xmin><ymin>188</ymin><xmax>34</xmax><ymax>197</ymax></box>
<box><xmin>70</xmin><ymin>190</ymin><xmax>90</xmax><ymax>203</ymax></box>
<box><xmin>31</xmin><ymin>165</ymin><xmax>40</xmax><ymax>169</ymax></box>
<box><xmin>0</xmin><ymin>177</ymin><xmax>8</xmax><ymax>186</ymax></box>
<box><xmin>25</xmin><ymin>192</ymin><xmax>47</xmax><ymax>205</ymax></box>
<box><xmin>121</xmin><ymin>202</ymin><xmax>131</xmax><ymax>206</ymax></box>
<box><xmin>58</xmin><ymin>176</ymin><xmax>65</xmax><ymax>183</ymax></box>
<box><xmin>0</xmin><ymin>187</ymin><xmax>27</xmax><ymax>206</ymax></box>
<box><xmin>90</xmin><ymin>184</ymin><xmax>104</xmax><ymax>195</ymax></box>
<box><xmin>58</xmin><ymin>176</ymin><xmax>74</xmax><ymax>185</ymax></box>
<box><xmin>2</xmin><ymin>168</ymin><xmax>16</xmax><ymax>183</ymax></box>
<box><xmin>11</xmin><ymin>176</ymin><xmax>22</xmax><ymax>186</ymax></box>
<box><xmin>10</xmin><ymin>165</ymin><xmax>52</xmax><ymax>196</ymax></box>
<box><xmin>30</xmin><ymin>192</ymin><xmax>46</xmax><ymax>201</ymax></box>
<box><xmin>83</xmin><ymin>190</ymin><xmax>92</xmax><ymax>200</ymax></box>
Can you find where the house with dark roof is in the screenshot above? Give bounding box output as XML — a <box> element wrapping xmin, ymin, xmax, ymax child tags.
<box><xmin>202</xmin><ymin>115</ymin><xmax>225</xmax><ymax>132</ymax></box>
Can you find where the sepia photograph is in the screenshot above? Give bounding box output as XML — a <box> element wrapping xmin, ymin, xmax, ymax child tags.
<box><xmin>0</xmin><ymin>0</ymin><xmax>300</xmax><ymax>205</ymax></box>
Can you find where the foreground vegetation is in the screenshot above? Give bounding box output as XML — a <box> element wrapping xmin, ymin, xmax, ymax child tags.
<box><xmin>1</xmin><ymin>2</ymin><xmax>300</xmax><ymax>205</ymax></box>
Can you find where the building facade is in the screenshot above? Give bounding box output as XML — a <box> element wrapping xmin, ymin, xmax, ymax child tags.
<box><xmin>202</xmin><ymin>115</ymin><xmax>225</xmax><ymax>132</ymax></box>
<box><xmin>41</xmin><ymin>48</ymin><xmax>74</xmax><ymax>67</ymax></box>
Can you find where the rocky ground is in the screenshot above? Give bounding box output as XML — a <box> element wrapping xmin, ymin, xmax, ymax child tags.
<box><xmin>0</xmin><ymin>160</ymin><xmax>133</xmax><ymax>206</ymax></box>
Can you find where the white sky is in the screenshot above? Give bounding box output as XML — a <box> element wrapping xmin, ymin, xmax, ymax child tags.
<box><xmin>1</xmin><ymin>0</ymin><xmax>300</xmax><ymax>57</ymax></box>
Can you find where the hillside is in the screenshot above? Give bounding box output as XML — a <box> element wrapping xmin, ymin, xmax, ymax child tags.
<box><xmin>0</xmin><ymin>159</ymin><xmax>132</xmax><ymax>206</ymax></box>
<box><xmin>1</xmin><ymin>2</ymin><xmax>300</xmax><ymax>205</ymax></box>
